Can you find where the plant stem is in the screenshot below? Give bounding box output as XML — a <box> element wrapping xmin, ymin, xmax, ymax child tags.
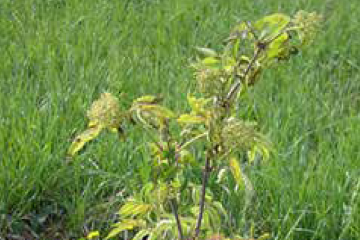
<box><xmin>170</xmin><ymin>198</ymin><xmax>184</xmax><ymax>240</ymax></box>
<box><xmin>226</xmin><ymin>47</ymin><xmax>262</xmax><ymax>103</ymax></box>
<box><xmin>194</xmin><ymin>154</ymin><xmax>211</xmax><ymax>239</ymax></box>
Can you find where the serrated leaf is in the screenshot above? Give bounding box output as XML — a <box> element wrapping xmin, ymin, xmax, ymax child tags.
<box><xmin>68</xmin><ymin>125</ymin><xmax>103</xmax><ymax>156</ymax></box>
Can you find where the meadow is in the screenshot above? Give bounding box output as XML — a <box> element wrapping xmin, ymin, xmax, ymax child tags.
<box><xmin>0</xmin><ymin>0</ymin><xmax>359</xmax><ymax>239</ymax></box>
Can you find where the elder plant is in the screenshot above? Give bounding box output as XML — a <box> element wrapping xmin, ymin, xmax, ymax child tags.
<box><xmin>69</xmin><ymin>11</ymin><xmax>321</xmax><ymax>240</ymax></box>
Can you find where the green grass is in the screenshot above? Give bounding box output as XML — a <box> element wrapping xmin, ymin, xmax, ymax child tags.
<box><xmin>0</xmin><ymin>0</ymin><xmax>359</xmax><ymax>239</ymax></box>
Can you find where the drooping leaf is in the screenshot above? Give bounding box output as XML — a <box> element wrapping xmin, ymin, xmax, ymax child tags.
<box><xmin>68</xmin><ymin>92</ymin><xmax>125</xmax><ymax>157</ymax></box>
<box><xmin>132</xmin><ymin>229</ymin><xmax>151</xmax><ymax>240</ymax></box>
<box><xmin>149</xmin><ymin>220</ymin><xmax>174</xmax><ymax>240</ymax></box>
<box><xmin>177</xmin><ymin>114</ymin><xmax>206</xmax><ymax>125</ymax></box>
<box><xmin>118</xmin><ymin>201</ymin><xmax>152</xmax><ymax>218</ymax></box>
<box><xmin>137</xmin><ymin>104</ymin><xmax>175</xmax><ymax>119</ymax></box>
<box><xmin>187</xmin><ymin>94</ymin><xmax>211</xmax><ymax>114</ymax></box>
<box><xmin>131</xmin><ymin>98</ymin><xmax>174</xmax><ymax>130</ymax></box>
<box><xmin>177</xmin><ymin>149</ymin><xmax>196</xmax><ymax>165</ymax></box>
<box><xmin>105</xmin><ymin>219</ymin><xmax>146</xmax><ymax>240</ymax></box>
<box><xmin>68</xmin><ymin>125</ymin><xmax>102</xmax><ymax>156</ymax></box>
<box><xmin>216</xmin><ymin>168</ymin><xmax>227</xmax><ymax>184</ymax></box>
<box><xmin>229</xmin><ymin>157</ymin><xmax>243</xmax><ymax>188</ymax></box>
<box><xmin>133</xmin><ymin>95</ymin><xmax>163</xmax><ymax>105</ymax></box>
<box><xmin>258</xmin><ymin>233</ymin><xmax>271</xmax><ymax>240</ymax></box>
<box><xmin>247</xmin><ymin>144</ymin><xmax>270</xmax><ymax>163</ymax></box>
<box><xmin>212</xmin><ymin>201</ymin><xmax>228</xmax><ymax>220</ymax></box>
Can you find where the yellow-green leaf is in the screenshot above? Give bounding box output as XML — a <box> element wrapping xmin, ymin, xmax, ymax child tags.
<box><xmin>150</xmin><ymin>220</ymin><xmax>173</xmax><ymax>239</ymax></box>
<box><xmin>229</xmin><ymin>157</ymin><xmax>243</xmax><ymax>187</ymax></box>
<box><xmin>196</xmin><ymin>47</ymin><xmax>218</xmax><ymax>57</ymax></box>
<box><xmin>178</xmin><ymin>149</ymin><xmax>196</xmax><ymax>165</ymax></box>
<box><xmin>247</xmin><ymin>144</ymin><xmax>270</xmax><ymax>163</ymax></box>
<box><xmin>258</xmin><ymin>233</ymin><xmax>271</xmax><ymax>240</ymax></box>
<box><xmin>118</xmin><ymin>201</ymin><xmax>152</xmax><ymax>217</ymax></box>
<box><xmin>138</xmin><ymin>104</ymin><xmax>175</xmax><ymax>119</ymax></box>
<box><xmin>266</xmin><ymin>32</ymin><xmax>289</xmax><ymax>59</ymax></box>
<box><xmin>254</xmin><ymin>13</ymin><xmax>290</xmax><ymax>41</ymax></box>
<box><xmin>187</xmin><ymin>94</ymin><xmax>211</xmax><ymax>114</ymax></box>
<box><xmin>68</xmin><ymin>125</ymin><xmax>103</xmax><ymax>156</ymax></box>
<box><xmin>105</xmin><ymin>219</ymin><xmax>146</xmax><ymax>240</ymax></box>
<box><xmin>132</xmin><ymin>229</ymin><xmax>151</xmax><ymax>240</ymax></box>
<box><xmin>133</xmin><ymin>95</ymin><xmax>162</xmax><ymax>105</ymax></box>
<box><xmin>201</xmin><ymin>57</ymin><xmax>220</xmax><ymax>66</ymax></box>
<box><xmin>177</xmin><ymin>114</ymin><xmax>205</xmax><ymax>125</ymax></box>
<box><xmin>86</xmin><ymin>231</ymin><xmax>100</xmax><ymax>239</ymax></box>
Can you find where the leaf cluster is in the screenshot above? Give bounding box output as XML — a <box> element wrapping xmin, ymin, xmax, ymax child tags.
<box><xmin>68</xmin><ymin>11</ymin><xmax>321</xmax><ymax>240</ymax></box>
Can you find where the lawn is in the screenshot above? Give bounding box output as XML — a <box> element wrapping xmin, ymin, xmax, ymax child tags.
<box><xmin>0</xmin><ymin>0</ymin><xmax>359</xmax><ymax>239</ymax></box>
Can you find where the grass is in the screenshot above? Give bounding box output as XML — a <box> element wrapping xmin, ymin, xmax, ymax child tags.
<box><xmin>0</xmin><ymin>0</ymin><xmax>359</xmax><ymax>239</ymax></box>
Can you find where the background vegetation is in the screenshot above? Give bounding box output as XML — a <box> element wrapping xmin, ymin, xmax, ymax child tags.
<box><xmin>0</xmin><ymin>0</ymin><xmax>359</xmax><ymax>239</ymax></box>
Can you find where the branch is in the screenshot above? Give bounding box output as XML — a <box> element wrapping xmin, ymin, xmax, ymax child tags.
<box><xmin>225</xmin><ymin>23</ymin><xmax>292</xmax><ymax>104</ymax></box>
<box><xmin>170</xmin><ymin>198</ymin><xmax>184</xmax><ymax>240</ymax></box>
<box><xmin>225</xmin><ymin>47</ymin><xmax>262</xmax><ymax>103</ymax></box>
<box><xmin>194</xmin><ymin>154</ymin><xmax>211</xmax><ymax>239</ymax></box>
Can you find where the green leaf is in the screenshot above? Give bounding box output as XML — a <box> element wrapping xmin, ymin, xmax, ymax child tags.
<box><xmin>212</xmin><ymin>201</ymin><xmax>228</xmax><ymax>220</ymax></box>
<box><xmin>133</xmin><ymin>95</ymin><xmax>162</xmax><ymax>105</ymax></box>
<box><xmin>138</xmin><ymin>105</ymin><xmax>175</xmax><ymax>119</ymax></box>
<box><xmin>118</xmin><ymin>201</ymin><xmax>152</xmax><ymax>217</ymax></box>
<box><xmin>106</xmin><ymin>219</ymin><xmax>146</xmax><ymax>240</ymax></box>
<box><xmin>201</xmin><ymin>57</ymin><xmax>220</xmax><ymax>66</ymax></box>
<box><xmin>149</xmin><ymin>220</ymin><xmax>173</xmax><ymax>239</ymax></box>
<box><xmin>187</xmin><ymin>94</ymin><xmax>211</xmax><ymax>115</ymax></box>
<box><xmin>178</xmin><ymin>149</ymin><xmax>196</xmax><ymax>165</ymax></box>
<box><xmin>254</xmin><ymin>13</ymin><xmax>290</xmax><ymax>41</ymax></box>
<box><xmin>68</xmin><ymin>125</ymin><xmax>103</xmax><ymax>156</ymax></box>
<box><xmin>247</xmin><ymin>144</ymin><xmax>270</xmax><ymax>163</ymax></box>
<box><xmin>86</xmin><ymin>231</ymin><xmax>100</xmax><ymax>239</ymax></box>
<box><xmin>132</xmin><ymin>229</ymin><xmax>151</xmax><ymax>240</ymax></box>
<box><xmin>266</xmin><ymin>32</ymin><xmax>289</xmax><ymax>60</ymax></box>
<box><xmin>177</xmin><ymin>114</ymin><xmax>205</xmax><ymax>125</ymax></box>
<box><xmin>196</xmin><ymin>47</ymin><xmax>218</xmax><ymax>57</ymax></box>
